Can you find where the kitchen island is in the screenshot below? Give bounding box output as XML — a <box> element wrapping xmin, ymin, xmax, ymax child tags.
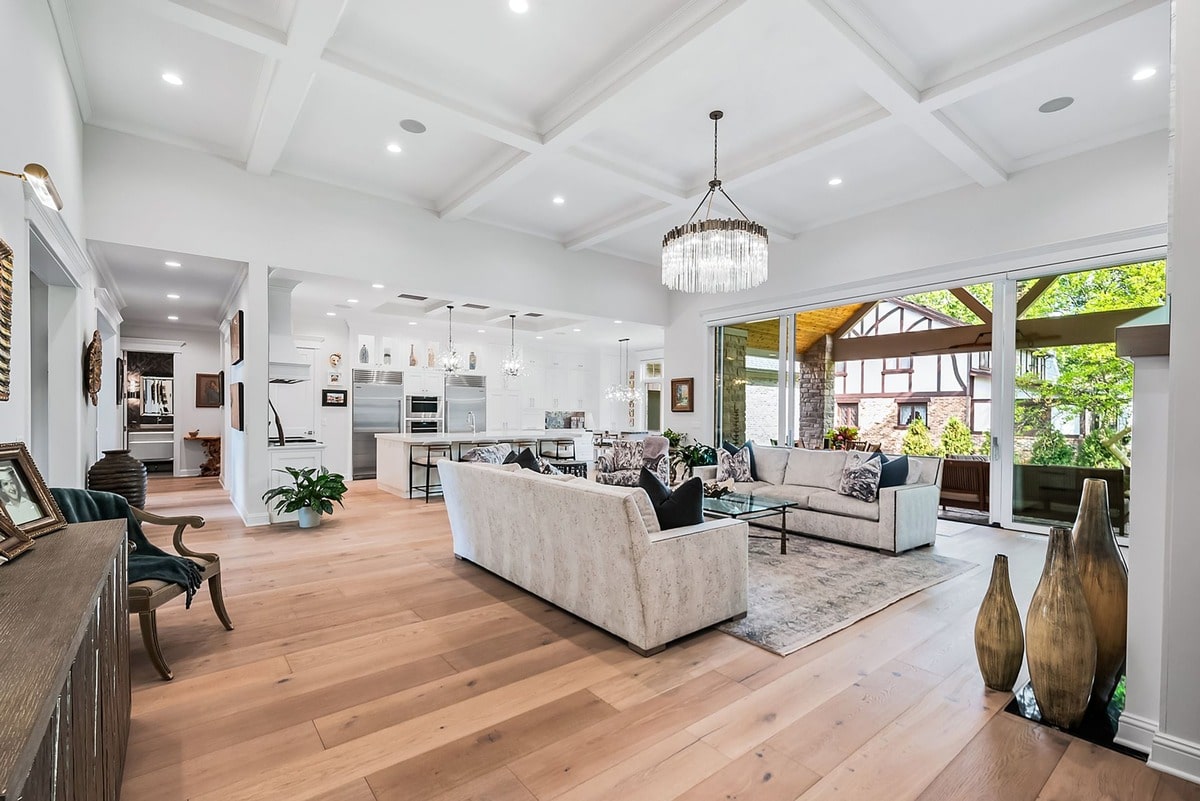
<box><xmin>376</xmin><ymin>430</ymin><xmax>594</xmax><ymax>499</ymax></box>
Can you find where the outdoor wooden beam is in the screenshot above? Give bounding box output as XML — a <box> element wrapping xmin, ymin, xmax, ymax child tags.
<box><xmin>950</xmin><ymin>287</ymin><xmax>992</xmax><ymax>324</ymax></box>
<box><xmin>1016</xmin><ymin>276</ymin><xmax>1057</xmax><ymax>316</ymax></box>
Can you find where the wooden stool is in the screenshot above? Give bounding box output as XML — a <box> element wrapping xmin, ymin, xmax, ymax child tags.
<box><xmin>410</xmin><ymin>442</ymin><xmax>451</xmax><ymax>502</ymax></box>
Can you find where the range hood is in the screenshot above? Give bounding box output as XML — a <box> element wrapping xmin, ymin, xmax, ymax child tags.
<box><xmin>267</xmin><ymin>278</ymin><xmax>310</xmax><ymax>384</ymax></box>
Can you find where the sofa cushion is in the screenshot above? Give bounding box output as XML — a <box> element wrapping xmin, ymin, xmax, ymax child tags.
<box><xmin>638</xmin><ymin>468</ymin><xmax>703</xmax><ymax>530</ymax></box>
<box><xmin>751</xmin><ymin>445</ymin><xmax>790</xmax><ymax>486</ymax></box>
<box><xmin>755</xmin><ymin>484</ymin><xmax>819</xmax><ymax>509</ymax></box>
<box><xmin>504</xmin><ymin>447</ymin><xmax>562</xmax><ymax>474</ymax></box>
<box><xmin>717</xmin><ymin>445</ymin><xmax>753</xmax><ymax>482</ymax></box>
<box><xmin>878</xmin><ymin>454</ymin><xmax>909</xmax><ymax>488</ymax></box>
<box><xmin>784</xmin><ymin>449</ymin><xmax>847</xmax><ymax>491</ymax></box>
<box><xmin>732</xmin><ymin>480</ymin><xmax>772</xmax><ymax>496</ymax></box>
<box><xmin>807</xmin><ymin>489</ymin><xmax>880</xmax><ymax>521</ymax></box>
<box><xmin>838</xmin><ymin>450</ymin><xmax>883</xmax><ymax>502</ymax></box>
<box><xmin>460</xmin><ymin>443</ymin><xmax>512</xmax><ymax>464</ymax></box>
<box><xmin>722</xmin><ymin>441</ymin><xmax>757</xmax><ymax>479</ymax></box>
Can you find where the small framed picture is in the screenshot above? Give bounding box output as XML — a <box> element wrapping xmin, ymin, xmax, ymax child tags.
<box><xmin>230</xmin><ymin>382</ymin><xmax>245</xmax><ymax>431</ymax></box>
<box><xmin>0</xmin><ymin>442</ymin><xmax>67</xmax><ymax>538</ymax></box>
<box><xmin>322</xmin><ymin>389</ymin><xmax>348</xmax><ymax>407</ymax></box>
<box><xmin>670</xmin><ymin>377</ymin><xmax>694</xmax><ymax>413</ymax></box>
<box><xmin>195</xmin><ymin>372</ymin><xmax>223</xmax><ymax>408</ymax></box>
<box><xmin>328</xmin><ymin>371</ymin><xmax>342</xmax><ymax>385</ymax></box>
<box><xmin>230</xmin><ymin>309</ymin><xmax>244</xmax><ymax>366</ymax></box>
<box><xmin>0</xmin><ymin>508</ymin><xmax>34</xmax><ymax>564</ymax></box>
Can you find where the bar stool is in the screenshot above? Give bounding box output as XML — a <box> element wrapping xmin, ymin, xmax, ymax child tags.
<box><xmin>511</xmin><ymin>438</ymin><xmax>537</xmax><ymax>456</ymax></box>
<box><xmin>540</xmin><ymin>438</ymin><xmax>576</xmax><ymax>461</ymax></box>
<box><xmin>410</xmin><ymin>442</ymin><xmax>451</xmax><ymax>503</ymax></box>
<box><xmin>456</xmin><ymin>439</ymin><xmax>497</xmax><ymax>461</ymax></box>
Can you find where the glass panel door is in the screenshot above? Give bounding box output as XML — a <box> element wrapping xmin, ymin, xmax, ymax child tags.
<box><xmin>715</xmin><ymin>316</ymin><xmax>784</xmax><ymax>446</ymax></box>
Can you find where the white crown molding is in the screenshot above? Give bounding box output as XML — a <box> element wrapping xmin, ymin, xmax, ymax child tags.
<box><xmin>93</xmin><ymin>286</ymin><xmax>124</xmax><ymax>330</ymax></box>
<box><xmin>45</xmin><ymin>0</ymin><xmax>92</xmax><ymax>122</ymax></box>
<box><xmin>121</xmin><ymin>337</ymin><xmax>186</xmax><ymax>353</ymax></box>
<box><xmin>24</xmin><ymin>186</ymin><xmax>93</xmax><ymax>289</ymax></box>
<box><xmin>87</xmin><ymin>242</ymin><xmax>126</xmax><ymax>309</ymax></box>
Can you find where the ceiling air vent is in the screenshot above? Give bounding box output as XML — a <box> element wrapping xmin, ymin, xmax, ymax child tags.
<box><xmin>463</xmin><ymin>303</ymin><xmax>489</xmax><ymax>310</ymax></box>
<box><xmin>524</xmin><ymin>312</ymin><xmax>544</xmax><ymax>317</ymax></box>
<box><xmin>397</xmin><ymin>293</ymin><xmax>428</xmax><ymax>301</ymax></box>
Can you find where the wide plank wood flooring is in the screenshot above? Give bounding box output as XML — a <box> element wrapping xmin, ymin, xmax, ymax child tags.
<box><xmin>121</xmin><ymin>476</ymin><xmax>1199</xmax><ymax>801</ymax></box>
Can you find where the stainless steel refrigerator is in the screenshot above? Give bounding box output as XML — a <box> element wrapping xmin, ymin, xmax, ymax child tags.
<box><xmin>352</xmin><ymin>369</ymin><xmax>405</xmax><ymax>479</ymax></box>
<box><xmin>445</xmin><ymin>374</ymin><xmax>487</xmax><ymax>433</ymax></box>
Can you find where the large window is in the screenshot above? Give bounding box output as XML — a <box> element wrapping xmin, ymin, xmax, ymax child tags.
<box><xmin>714</xmin><ymin>316</ymin><xmax>781</xmax><ymax>446</ymax></box>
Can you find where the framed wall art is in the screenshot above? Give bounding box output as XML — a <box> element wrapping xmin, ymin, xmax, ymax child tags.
<box><xmin>83</xmin><ymin>330</ymin><xmax>102</xmax><ymax>406</ymax></box>
<box><xmin>230</xmin><ymin>381</ymin><xmax>245</xmax><ymax>432</ymax></box>
<box><xmin>195</xmin><ymin>373</ymin><xmax>223</xmax><ymax>408</ymax></box>
<box><xmin>230</xmin><ymin>309</ymin><xmax>244</xmax><ymax>366</ymax></box>
<box><xmin>670</xmin><ymin>377</ymin><xmax>695</xmax><ymax>413</ymax></box>
<box><xmin>321</xmin><ymin>389</ymin><xmax>348</xmax><ymax>407</ymax></box>
<box><xmin>0</xmin><ymin>442</ymin><xmax>67</xmax><ymax>538</ymax></box>
<box><xmin>0</xmin><ymin>237</ymin><xmax>12</xmax><ymax>402</ymax></box>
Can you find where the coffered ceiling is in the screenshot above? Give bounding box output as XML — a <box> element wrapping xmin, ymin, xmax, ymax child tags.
<box><xmin>56</xmin><ymin>0</ymin><xmax>1169</xmax><ymax>266</ymax></box>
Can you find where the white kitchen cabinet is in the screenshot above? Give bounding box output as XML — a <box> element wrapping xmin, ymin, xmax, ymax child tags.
<box><xmin>268</xmin><ymin>445</ymin><xmax>325</xmax><ymax>523</ymax></box>
<box><xmin>405</xmin><ymin>368</ymin><xmax>444</xmax><ymax>396</ymax></box>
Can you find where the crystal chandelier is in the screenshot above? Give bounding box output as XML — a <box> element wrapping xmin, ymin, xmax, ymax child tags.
<box><xmin>501</xmin><ymin>314</ymin><xmax>524</xmax><ymax>377</ymax></box>
<box><xmin>662</xmin><ymin>110</ymin><xmax>768</xmax><ymax>293</ymax></box>
<box><xmin>437</xmin><ymin>305</ymin><xmax>461</xmax><ymax>374</ymax></box>
<box><xmin>605</xmin><ymin>338</ymin><xmax>638</xmax><ymax>403</ymax></box>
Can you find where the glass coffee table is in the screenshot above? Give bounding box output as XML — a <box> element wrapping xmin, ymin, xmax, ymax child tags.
<box><xmin>702</xmin><ymin>493</ymin><xmax>797</xmax><ymax>554</ymax></box>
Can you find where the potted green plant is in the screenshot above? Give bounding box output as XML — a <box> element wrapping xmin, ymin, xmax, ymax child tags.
<box><xmin>670</xmin><ymin>440</ymin><xmax>718</xmax><ymax>481</ymax></box>
<box><xmin>261</xmin><ymin>466</ymin><xmax>348</xmax><ymax>529</ymax></box>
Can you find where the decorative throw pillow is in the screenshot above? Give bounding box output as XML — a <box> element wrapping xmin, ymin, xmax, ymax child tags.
<box><xmin>717</xmin><ymin>445</ymin><xmax>753</xmax><ymax>482</ymax></box>
<box><xmin>638</xmin><ymin>467</ymin><xmax>703</xmax><ymax>530</ymax></box>
<box><xmin>722</xmin><ymin>441</ymin><xmax>757</xmax><ymax>480</ymax></box>
<box><xmin>504</xmin><ymin>447</ymin><xmax>564</xmax><ymax>475</ymax></box>
<box><xmin>838</xmin><ymin>450</ymin><xmax>883</xmax><ymax>502</ymax></box>
<box><xmin>878</xmin><ymin>453</ymin><xmax>909</xmax><ymax>489</ymax></box>
<box><xmin>461</xmin><ymin>443</ymin><xmax>510</xmax><ymax>464</ymax></box>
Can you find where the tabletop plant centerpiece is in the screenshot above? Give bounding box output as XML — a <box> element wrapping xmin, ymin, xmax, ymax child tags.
<box><xmin>262</xmin><ymin>466</ymin><xmax>348</xmax><ymax>529</ymax></box>
<box><xmin>826</xmin><ymin>425</ymin><xmax>859</xmax><ymax>450</ymax></box>
<box><xmin>670</xmin><ymin>439</ymin><xmax>718</xmax><ymax>481</ymax></box>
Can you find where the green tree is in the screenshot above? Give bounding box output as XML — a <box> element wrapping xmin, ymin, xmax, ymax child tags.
<box><xmin>1075</xmin><ymin>428</ymin><xmax>1124</xmax><ymax>469</ymax></box>
<box><xmin>1030</xmin><ymin>428</ymin><xmax>1074</xmax><ymax>465</ymax></box>
<box><xmin>902</xmin><ymin>418</ymin><xmax>938</xmax><ymax>456</ymax></box>
<box><xmin>979</xmin><ymin>431</ymin><xmax>991</xmax><ymax>456</ymax></box>
<box><xmin>939</xmin><ymin>417</ymin><xmax>976</xmax><ymax>456</ymax></box>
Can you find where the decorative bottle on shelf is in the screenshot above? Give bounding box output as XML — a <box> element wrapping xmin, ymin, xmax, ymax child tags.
<box><xmin>409</xmin><ymin>345</ymin><xmax>417</xmax><ymax>367</ymax></box>
<box><xmin>426</xmin><ymin>346</ymin><xmax>435</xmax><ymax>367</ymax></box>
<box><xmin>359</xmin><ymin>344</ymin><xmax>369</xmax><ymax>364</ymax></box>
<box><xmin>383</xmin><ymin>349</ymin><xmax>392</xmax><ymax>366</ymax></box>
<box><xmin>469</xmin><ymin>351</ymin><xmax>477</xmax><ymax>370</ymax></box>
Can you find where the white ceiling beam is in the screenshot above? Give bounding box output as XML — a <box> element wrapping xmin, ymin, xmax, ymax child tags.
<box><xmin>565</xmin><ymin>203</ymin><xmax>677</xmax><ymax>252</ymax></box>
<box><xmin>130</xmin><ymin>0</ymin><xmax>288</xmax><ymax>57</ymax></box>
<box><xmin>801</xmin><ymin>0</ymin><xmax>1008</xmax><ymax>187</ymax></box>
<box><xmin>566</xmin><ymin>147</ymin><xmax>689</xmax><ymax>204</ymax></box>
<box><xmin>437</xmin><ymin>152</ymin><xmax>539</xmax><ymax>220</ymax></box>
<box><xmin>244</xmin><ymin>0</ymin><xmax>350</xmax><ymax>174</ymax></box>
<box><xmin>921</xmin><ymin>0</ymin><xmax>1168</xmax><ymax>111</ymax></box>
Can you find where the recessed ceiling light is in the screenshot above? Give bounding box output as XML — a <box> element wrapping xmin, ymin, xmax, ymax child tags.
<box><xmin>572</xmin><ymin>328</ymin><xmax>581</xmax><ymax>332</ymax></box>
<box><xmin>162</xmin><ymin>73</ymin><xmax>183</xmax><ymax>86</ymax></box>
<box><xmin>828</xmin><ymin>177</ymin><xmax>843</xmax><ymax>186</ymax></box>
<box><xmin>167</xmin><ymin>315</ymin><xmax>179</xmax><ymax>321</ymax></box>
<box><xmin>164</xmin><ymin>260</ymin><xmax>181</xmax><ymax>268</ymax></box>
<box><xmin>372</xmin><ymin>283</ymin><xmax>385</xmax><ymax>289</ymax></box>
<box><xmin>509</xmin><ymin>0</ymin><xmax>529</xmax><ymax>13</ymax></box>
<box><xmin>386</xmin><ymin>142</ymin><xmax>402</xmax><ymax>154</ymax></box>
<box><xmin>166</xmin><ymin>293</ymin><xmax>180</xmax><ymax>300</ymax></box>
<box><xmin>552</xmin><ymin>196</ymin><xmax>565</xmax><ymax>205</ymax></box>
<box><xmin>535</xmin><ymin>335</ymin><xmax>544</xmax><ymax>340</ymax></box>
<box><xmin>346</xmin><ymin>298</ymin><xmax>359</xmax><ymax>303</ymax></box>
<box><xmin>1133</xmin><ymin>67</ymin><xmax>1157</xmax><ymax>81</ymax></box>
<box><xmin>477</xmin><ymin>329</ymin><xmax>485</xmax><ymax>333</ymax></box>
<box><xmin>1038</xmin><ymin>96</ymin><xmax>1075</xmax><ymax>114</ymax></box>
<box><xmin>326</xmin><ymin>312</ymin><xmax>336</xmax><ymax>317</ymax></box>
<box><xmin>613</xmin><ymin>320</ymin><xmax>622</xmax><ymax>324</ymax></box>
<box><xmin>408</xmin><ymin>321</ymin><xmax>418</xmax><ymax>326</ymax></box>
<box><xmin>399</xmin><ymin>119</ymin><xmax>427</xmax><ymax>134</ymax></box>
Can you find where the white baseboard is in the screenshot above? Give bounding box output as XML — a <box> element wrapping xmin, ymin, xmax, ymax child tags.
<box><xmin>239</xmin><ymin>510</ymin><xmax>270</xmax><ymax>527</ymax></box>
<box><xmin>176</xmin><ymin>468</ymin><xmax>201</xmax><ymax>477</ymax></box>
<box><xmin>1115</xmin><ymin>713</ymin><xmax>1158</xmax><ymax>754</ymax></box>
<box><xmin>1150</xmin><ymin>732</ymin><xmax>1200</xmax><ymax>785</ymax></box>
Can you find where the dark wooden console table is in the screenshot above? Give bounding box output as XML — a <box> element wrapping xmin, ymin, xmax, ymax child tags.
<box><xmin>0</xmin><ymin>520</ymin><xmax>130</xmax><ymax>801</ymax></box>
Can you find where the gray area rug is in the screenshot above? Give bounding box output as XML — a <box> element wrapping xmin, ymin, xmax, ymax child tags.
<box><xmin>719</xmin><ymin>536</ymin><xmax>976</xmax><ymax>656</ymax></box>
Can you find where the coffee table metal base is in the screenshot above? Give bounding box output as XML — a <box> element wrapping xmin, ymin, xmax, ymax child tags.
<box><xmin>701</xmin><ymin>494</ymin><xmax>795</xmax><ymax>554</ymax></box>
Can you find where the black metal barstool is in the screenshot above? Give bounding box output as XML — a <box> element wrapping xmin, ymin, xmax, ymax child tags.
<box><xmin>456</xmin><ymin>439</ymin><xmax>497</xmax><ymax>461</ymax></box>
<box><xmin>410</xmin><ymin>442</ymin><xmax>451</xmax><ymax>502</ymax></box>
<box><xmin>539</xmin><ymin>437</ymin><xmax>576</xmax><ymax>461</ymax></box>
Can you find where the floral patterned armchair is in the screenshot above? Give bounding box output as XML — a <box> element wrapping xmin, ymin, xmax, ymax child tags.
<box><xmin>596</xmin><ymin>436</ymin><xmax>670</xmax><ymax>486</ymax></box>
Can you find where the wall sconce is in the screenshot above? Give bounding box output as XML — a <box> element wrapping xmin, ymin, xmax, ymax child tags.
<box><xmin>0</xmin><ymin>163</ymin><xmax>63</xmax><ymax>210</ymax></box>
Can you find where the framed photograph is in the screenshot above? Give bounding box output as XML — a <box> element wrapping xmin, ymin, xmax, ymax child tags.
<box><xmin>322</xmin><ymin>389</ymin><xmax>348</xmax><ymax>407</ymax></box>
<box><xmin>0</xmin><ymin>237</ymin><xmax>12</xmax><ymax>403</ymax></box>
<box><xmin>0</xmin><ymin>442</ymin><xmax>67</xmax><ymax>538</ymax></box>
<box><xmin>230</xmin><ymin>381</ymin><xmax>245</xmax><ymax>432</ymax></box>
<box><xmin>327</xmin><ymin>371</ymin><xmax>342</xmax><ymax>385</ymax></box>
<box><xmin>230</xmin><ymin>309</ymin><xmax>244</xmax><ymax>366</ymax></box>
<box><xmin>0</xmin><ymin>508</ymin><xmax>34</xmax><ymax>564</ymax></box>
<box><xmin>196</xmin><ymin>372</ymin><xmax>223</xmax><ymax>408</ymax></box>
<box><xmin>670</xmin><ymin>377</ymin><xmax>695</xmax><ymax>413</ymax></box>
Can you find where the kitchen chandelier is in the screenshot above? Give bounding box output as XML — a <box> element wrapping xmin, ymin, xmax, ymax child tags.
<box><xmin>661</xmin><ymin>110</ymin><xmax>768</xmax><ymax>293</ymax></box>
<box><xmin>501</xmin><ymin>314</ymin><xmax>524</xmax><ymax>377</ymax></box>
<box><xmin>605</xmin><ymin>338</ymin><xmax>638</xmax><ymax>403</ymax></box>
<box><xmin>437</xmin><ymin>305</ymin><xmax>461</xmax><ymax>374</ymax></box>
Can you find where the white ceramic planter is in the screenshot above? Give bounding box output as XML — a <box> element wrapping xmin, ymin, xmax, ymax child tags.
<box><xmin>297</xmin><ymin>506</ymin><xmax>322</xmax><ymax>529</ymax></box>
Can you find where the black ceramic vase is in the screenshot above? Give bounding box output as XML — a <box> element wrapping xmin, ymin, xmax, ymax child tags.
<box><xmin>87</xmin><ymin>449</ymin><xmax>148</xmax><ymax>509</ymax></box>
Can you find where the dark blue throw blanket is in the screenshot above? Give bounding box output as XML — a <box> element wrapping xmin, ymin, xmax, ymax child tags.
<box><xmin>50</xmin><ymin>488</ymin><xmax>204</xmax><ymax>607</ymax></box>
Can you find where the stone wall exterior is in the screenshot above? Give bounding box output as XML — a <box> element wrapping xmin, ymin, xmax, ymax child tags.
<box><xmin>849</xmin><ymin>395</ymin><xmax>974</xmax><ymax>453</ymax></box>
<box><xmin>718</xmin><ymin>328</ymin><xmax>748</xmax><ymax>444</ymax></box>
<box><xmin>797</xmin><ymin>335</ymin><xmax>835</xmax><ymax>449</ymax></box>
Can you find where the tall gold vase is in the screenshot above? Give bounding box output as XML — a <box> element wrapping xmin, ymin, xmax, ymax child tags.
<box><xmin>1072</xmin><ymin>477</ymin><xmax>1128</xmax><ymax>710</ymax></box>
<box><xmin>974</xmin><ymin>554</ymin><xmax>1024</xmax><ymax>691</ymax></box>
<box><xmin>1026</xmin><ymin>527</ymin><xmax>1096</xmax><ymax>729</ymax></box>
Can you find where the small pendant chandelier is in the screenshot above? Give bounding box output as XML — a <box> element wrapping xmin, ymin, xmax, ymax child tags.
<box><xmin>662</xmin><ymin>110</ymin><xmax>768</xmax><ymax>293</ymax></box>
<box><xmin>605</xmin><ymin>338</ymin><xmax>638</xmax><ymax>403</ymax></box>
<box><xmin>501</xmin><ymin>314</ymin><xmax>524</xmax><ymax>377</ymax></box>
<box><xmin>437</xmin><ymin>305</ymin><xmax>461</xmax><ymax>374</ymax></box>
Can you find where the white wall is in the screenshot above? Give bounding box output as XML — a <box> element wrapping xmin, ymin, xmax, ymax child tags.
<box><xmin>81</xmin><ymin>126</ymin><xmax>668</xmax><ymax>328</ymax></box>
<box><xmin>662</xmin><ymin>132</ymin><xmax>1169</xmax><ymax>442</ymax></box>
<box><xmin>121</xmin><ymin>323</ymin><xmax>223</xmax><ymax>476</ymax></box>
<box><xmin>0</xmin><ymin>0</ymin><xmax>90</xmax><ymax>483</ymax></box>
<box><xmin>223</xmin><ymin>265</ymin><xmax>270</xmax><ymax>525</ymax></box>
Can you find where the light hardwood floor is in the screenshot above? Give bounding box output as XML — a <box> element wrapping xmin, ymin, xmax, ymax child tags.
<box><xmin>120</xmin><ymin>476</ymin><xmax>1198</xmax><ymax>801</ymax></box>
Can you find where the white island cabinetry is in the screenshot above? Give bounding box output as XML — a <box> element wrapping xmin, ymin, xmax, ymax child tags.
<box><xmin>267</xmin><ymin>443</ymin><xmax>326</xmax><ymax>523</ymax></box>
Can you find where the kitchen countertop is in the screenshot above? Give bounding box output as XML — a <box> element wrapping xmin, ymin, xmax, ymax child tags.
<box><xmin>376</xmin><ymin>429</ymin><xmax>591</xmax><ymax>444</ymax></box>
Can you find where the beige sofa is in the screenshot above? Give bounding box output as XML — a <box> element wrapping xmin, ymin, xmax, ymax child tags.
<box><xmin>438</xmin><ymin>460</ymin><xmax>749</xmax><ymax>655</ymax></box>
<box><xmin>697</xmin><ymin>447</ymin><xmax>943</xmax><ymax>553</ymax></box>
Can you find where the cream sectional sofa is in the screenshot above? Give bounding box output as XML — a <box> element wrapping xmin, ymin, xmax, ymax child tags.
<box><xmin>698</xmin><ymin>447</ymin><xmax>943</xmax><ymax>554</ymax></box>
<box><xmin>438</xmin><ymin>459</ymin><xmax>749</xmax><ymax>655</ymax></box>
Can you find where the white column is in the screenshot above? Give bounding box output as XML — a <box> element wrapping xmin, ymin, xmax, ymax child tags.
<box><xmin>1152</xmin><ymin>0</ymin><xmax>1200</xmax><ymax>783</ymax></box>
